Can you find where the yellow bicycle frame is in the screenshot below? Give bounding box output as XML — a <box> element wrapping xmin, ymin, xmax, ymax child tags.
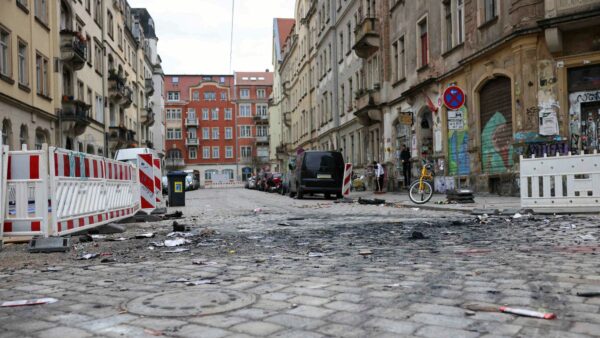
<box><xmin>418</xmin><ymin>165</ymin><xmax>433</xmax><ymax>190</ymax></box>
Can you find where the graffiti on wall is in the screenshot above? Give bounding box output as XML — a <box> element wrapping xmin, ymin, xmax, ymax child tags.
<box><xmin>569</xmin><ymin>90</ymin><xmax>600</xmax><ymax>152</ymax></box>
<box><xmin>482</xmin><ymin>112</ymin><xmax>514</xmax><ymax>174</ymax></box>
<box><xmin>537</xmin><ymin>60</ymin><xmax>560</xmax><ymax>136</ymax></box>
<box><xmin>513</xmin><ymin>139</ymin><xmax>570</xmax><ymax>159</ymax></box>
<box><xmin>447</xmin><ymin>107</ymin><xmax>470</xmax><ymax>175</ymax></box>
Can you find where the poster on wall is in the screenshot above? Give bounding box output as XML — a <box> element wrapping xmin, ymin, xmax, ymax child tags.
<box><xmin>539</xmin><ymin>104</ymin><xmax>559</xmax><ymax>136</ymax></box>
<box><xmin>411</xmin><ymin>134</ymin><xmax>417</xmax><ymax>158</ymax></box>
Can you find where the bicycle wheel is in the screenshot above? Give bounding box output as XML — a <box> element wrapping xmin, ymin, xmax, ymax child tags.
<box><xmin>408</xmin><ymin>180</ymin><xmax>433</xmax><ymax>204</ymax></box>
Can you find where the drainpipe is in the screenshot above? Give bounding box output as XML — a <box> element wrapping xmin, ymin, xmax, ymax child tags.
<box><xmin>331</xmin><ymin>0</ymin><xmax>340</xmax><ymax>150</ymax></box>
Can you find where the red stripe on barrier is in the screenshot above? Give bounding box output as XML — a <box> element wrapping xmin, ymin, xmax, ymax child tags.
<box><xmin>57</xmin><ymin>223</ymin><xmax>62</xmax><ymax>232</ymax></box>
<box><xmin>141</xmin><ymin>196</ymin><xmax>154</xmax><ymax>209</ymax></box>
<box><xmin>7</xmin><ymin>155</ymin><xmax>11</xmax><ymax>180</ymax></box>
<box><xmin>92</xmin><ymin>160</ymin><xmax>98</xmax><ymax>178</ymax></box>
<box><xmin>79</xmin><ymin>218</ymin><xmax>85</xmax><ymax>227</ymax></box>
<box><xmin>88</xmin><ymin>216</ymin><xmax>94</xmax><ymax>224</ymax></box>
<box><xmin>63</xmin><ymin>154</ymin><xmax>70</xmax><ymax>177</ymax></box>
<box><xmin>3</xmin><ymin>222</ymin><xmax>12</xmax><ymax>233</ymax></box>
<box><xmin>108</xmin><ymin>163</ymin><xmax>112</xmax><ymax>179</ymax></box>
<box><xmin>54</xmin><ymin>153</ymin><xmax>59</xmax><ymax>176</ymax></box>
<box><xmin>29</xmin><ymin>155</ymin><xmax>40</xmax><ymax>179</ymax></box>
<box><xmin>85</xmin><ymin>159</ymin><xmax>90</xmax><ymax>178</ymax></box>
<box><xmin>75</xmin><ymin>157</ymin><xmax>81</xmax><ymax>177</ymax></box>
<box><xmin>67</xmin><ymin>220</ymin><xmax>74</xmax><ymax>230</ymax></box>
<box><xmin>31</xmin><ymin>221</ymin><xmax>41</xmax><ymax>232</ymax></box>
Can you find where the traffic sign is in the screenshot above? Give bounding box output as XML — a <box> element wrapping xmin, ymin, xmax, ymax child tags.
<box><xmin>443</xmin><ymin>86</ymin><xmax>465</xmax><ymax>110</ymax></box>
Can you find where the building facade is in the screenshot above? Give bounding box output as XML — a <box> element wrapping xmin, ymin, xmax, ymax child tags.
<box><xmin>272</xmin><ymin>0</ymin><xmax>600</xmax><ymax>195</ymax></box>
<box><xmin>234</xmin><ymin>72</ymin><xmax>274</xmax><ymax>179</ymax></box>
<box><xmin>1</xmin><ymin>0</ymin><xmax>163</xmax><ymax>159</ymax></box>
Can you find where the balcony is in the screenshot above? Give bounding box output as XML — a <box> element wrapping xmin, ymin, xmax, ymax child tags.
<box><xmin>108</xmin><ymin>71</ymin><xmax>133</xmax><ymax>106</ymax></box>
<box><xmin>109</xmin><ymin>125</ymin><xmax>136</xmax><ymax>147</ymax></box>
<box><xmin>185</xmin><ymin>118</ymin><xmax>199</xmax><ymax>127</ymax></box>
<box><xmin>256</xmin><ymin>135</ymin><xmax>269</xmax><ymax>145</ymax></box>
<box><xmin>60</xmin><ymin>30</ymin><xmax>87</xmax><ymax>70</ymax></box>
<box><xmin>354</xmin><ymin>89</ymin><xmax>382</xmax><ymax>126</ymax></box>
<box><xmin>185</xmin><ymin>138</ymin><xmax>199</xmax><ymax>146</ymax></box>
<box><xmin>165</xmin><ymin>158</ymin><xmax>185</xmax><ymax>169</ymax></box>
<box><xmin>353</xmin><ymin>17</ymin><xmax>380</xmax><ymax>59</ymax></box>
<box><xmin>61</xmin><ymin>96</ymin><xmax>92</xmax><ymax>136</ymax></box>
<box><xmin>141</xmin><ymin>106</ymin><xmax>155</xmax><ymax>126</ymax></box>
<box><xmin>254</xmin><ymin>115</ymin><xmax>269</xmax><ymax>124</ymax></box>
<box><xmin>145</xmin><ymin>78</ymin><xmax>154</xmax><ymax>96</ymax></box>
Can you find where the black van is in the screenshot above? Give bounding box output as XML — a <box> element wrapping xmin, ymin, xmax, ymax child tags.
<box><xmin>288</xmin><ymin>151</ymin><xmax>344</xmax><ymax>199</ymax></box>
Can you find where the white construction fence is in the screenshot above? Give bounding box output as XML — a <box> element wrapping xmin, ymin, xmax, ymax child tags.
<box><xmin>1</xmin><ymin>144</ymin><xmax>142</xmax><ymax>242</ymax></box>
<box><xmin>520</xmin><ymin>152</ymin><xmax>600</xmax><ymax>213</ymax></box>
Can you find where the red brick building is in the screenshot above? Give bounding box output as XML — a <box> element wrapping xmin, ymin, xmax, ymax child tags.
<box><xmin>164</xmin><ymin>75</ymin><xmax>237</xmax><ymax>184</ymax></box>
<box><xmin>234</xmin><ymin>72</ymin><xmax>273</xmax><ymax>180</ymax></box>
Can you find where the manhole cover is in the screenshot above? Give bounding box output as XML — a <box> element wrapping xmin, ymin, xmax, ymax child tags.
<box><xmin>126</xmin><ymin>289</ymin><xmax>256</xmax><ymax>317</ymax></box>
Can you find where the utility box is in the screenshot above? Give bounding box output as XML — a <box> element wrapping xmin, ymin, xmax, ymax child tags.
<box><xmin>167</xmin><ymin>171</ymin><xmax>187</xmax><ymax>207</ymax></box>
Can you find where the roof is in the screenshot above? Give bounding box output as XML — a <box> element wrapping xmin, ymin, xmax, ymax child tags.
<box><xmin>234</xmin><ymin>72</ymin><xmax>273</xmax><ymax>86</ymax></box>
<box><xmin>274</xmin><ymin>18</ymin><xmax>294</xmax><ymax>62</ymax></box>
<box><xmin>164</xmin><ymin>75</ymin><xmax>234</xmax><ymax>101</ymax></box>
<box><xmin>131</xmin><ymin>8</ymin><xmax>157</xmax><ymax>39</ymax></box>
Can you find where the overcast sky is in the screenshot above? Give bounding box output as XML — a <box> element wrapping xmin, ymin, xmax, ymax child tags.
<box><xmin>128</xmin><ymin>0</ymin><xmax>295</xmax><ymax>75</ymax></box>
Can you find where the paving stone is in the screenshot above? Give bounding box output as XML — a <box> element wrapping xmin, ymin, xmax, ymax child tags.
<box><xmin>414</xmin><ymin>325</ymin><xmax>479</xmax><ymax>338</ymax></box>
<box><xmin>264</xmin><ymin>314</ymin><xmax>326</xmax><ymax>330</ymax></box>
<box><xmin>188</xmin><ymin>315</ymin><xmax>247</xmax><ymax>328</ymax></box>
<box><xmin>97</xmin><ymin>324</ymin><xmax>152</xmax><ymax>337</ymax></box>
<box><xmin>327</xmin><ymin>311</ymin><xmax>370</xmax><ymax>325</ymax></box>
<box><xmin>2</xmin><ymin>319</ymin><xmax>56</xmax><ymax>332</ymax></box>
<box><xmin>571</xmin><ymin>322</ymin><xmax>600</xmax><ymax>336</ymax></box>
<box><xmin>287</xmin><ymin>305</ymin><xmax>335</xmax><ymax>318</ymax></box>
<box><xmin>129</xmin><ymin>318</ymin><xmax>188</xmax><ymax>331</ymax></box>
<box><xmin>363</xmin><ymin>317</ymin><xmax>421</xmax><ymax>335</ymax></box>
<box><xmin>76</xmin><ymin>314</ymin><xmax>136</xmax><ymax>331</ymax></box>
<box><xmin>175</xmin><ymin>324</ymin><xmax>230</xmax><ymax>338</ymax></box>
<box><xmin>408</xmin><ymin>303</ymin><xmax>465</xmax><ymax>316</ymax></box>
<box><xmin>35</xmin><ymin>326</ymin><xmax>93</xmax><ymax>338</ymax></box>
<box><xmin>230</xmin><ymin>321</ymin><xmax>283</xmax><ymax>336</ymax></box>
<box><xmin>270</xmin><ymin>329</ymin><xmax>326</xmax><ymax>338</ymax></box>
<box><xmin>517</xmin><ymin>327</ymin><xmax>593</xmax><ymax>338</ymax></box>
<box><xmin>410</xmin><ymin>313</ymin><xmax>474</xmax><ymax>329</ymax></box>
<box><xmin>324</xmin><ymin>300</ymin><xmax>368</xmax><ymax>312</ymax></box>
<box><xmin>288</xmin><ymin>295</ymin><xmax>331</xmax><ymax>306</ymax></box>
<box><xmin>317</xmin><ymin>323</ymin><xmax>366</xmax><ymax>337</ymax></box>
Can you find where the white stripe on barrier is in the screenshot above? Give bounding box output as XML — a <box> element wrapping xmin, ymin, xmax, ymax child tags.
<box><xmin>342</xmin><ymin>163</ymin><xmax>352</xmax><ymax>196</ymax></box>
<box><xmin>138</xmin><ymin>154</ymin><xmax>156</xmax><ymax>213</ymax></box>
<box><xmin>153</xmin><ymin>157</ymin><xmax>162</xmax><ymax>204</ymax></box>
<box><xmin>0</xmin><ymin>140</ymin><xmax>6</xmax><ymax>240</ymax></box>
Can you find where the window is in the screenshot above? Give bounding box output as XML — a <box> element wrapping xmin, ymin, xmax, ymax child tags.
<box><xmin>256</xmin><ymin>104</ymin><xmax>268</xmax><ymax>116</ymax></box>
<box><xmin>117</xmin><ymin>26</ymin><xmax>123</xmax><ymax>49</ymax></box>
<box><xmin>189</xmin><ymin>147</ymin><xmax>197</xmax><ymax>159</ymax></box>
<box><xmin>239</xmin><ymin>104</ymin><xmax>251</xmax><ymax>117</ymax></box>
<box><xmin>202</xmin><ymin>108</ymin><xmax>209</xmax><ymax>120</ymax></box>
<box><xmin>107</xmin><ymin>10</ymin><xmax>114</xmax><ymax>38</ymax></box>
<box><xmin>418</xmin><ymin>19</ymin><xmax>428</xmax><ymax>67</ymax></box>
<box><xmin>187</xmin><ymin>127</ymin><xmax>197</xmax><ymax>139</ymax></box>
<box><xmin>77</xmin><ymin>80</ymin><xmax>84</xmax><ymax>100</ymax></box>
<box><xmin>85</xmin><ymin>0</ymin><xmax>91</xmax><ymax>13</ymax></box>
<box><xmin>35</xmin><ymin>0</ymin><xmax>48</xmax><ymax>24</ymax></box>
<box><xmin>35</xmin><ymin>52</ymin><xmax>49</xmax><ymax>96</ymax></box>
<box><xmin>94</xmin><ymin>0</ymin><xmax>102</xmax><ymax>25</ymax></box>
<box><xmin>484</xmin><ymin>0</ymin><xmax>496</xmax><ymax>23</ymax></box>
<box><xmin>219</xmin><ymin>76</ymin><xmax>225</xmax><ymax>83</ymax></box>
<box><xmin>257</xmin><ymin>89</ymin><xmax>266</xmax><ymax>98</ymax></box>
<box><xmin>240</xmin><ymin>126</ymin><xmax>251</xmax><ymax>137</ymax></box>
<box><xmin>187</xmin><ymin>108</ymin><xmax>196</xmax><ymax>119</ymax></box>
<box><xmin>19</xmin><ymin>125</ymin><xmax>28</xmax><ymax>147</ymax></box>
<box><xmin>212</xmin><ymin>127</ymin><xmax>219</xmax><ymax>140</ymax></box>
<box><xmin>211</xmin><ymin>108</ymin><xmax>219</xmax><ymax>120</ymax></box>
<box><xmin>95</xmin><ymin>94</ymin><xmax>103</xmax><ymax>122</ymax></box>
<box><xmin>220</xmin><ymin>91</ymin><xmax>227</xmax><ymax>100</ymax></box>
<box><xmin>0</xmin><ymin>28</ymin><xmax>10</xmax><ymax>78</ymax></box>
<box><xmin>203</xmin><ymin>91</ymin><xmax>216</xmax><ymax>101</ymax></box>
<box><xmin>17</xmin><ymin>0</ymin><xmax>28</xmax><ymax>10</ymax></box>
<box><xmin>202</xmin><ymin>127</ymin><xmax>209</xmax><ymax>140</ymax></box>
<box><xmin>192</xmin><ymin>91</ymin><xmax>199</xmax><ymax>101</ymax></box>
<box><xmin>166</xmin><ymin>108</ymin><xmax>182</xmax><ymax>120</ymax></box>
<box><xmin>94</xmin><ymin>41</ymin><xmax>103</xmax><ymax>74</ymax></box>
<box><xmin>256</xmin><ymin>125</ymin><xmax>268</xmax><ymax>137</ymax></box>
<box><xmin>167</xmin><ymin>91</ymin><xmax>180</xmax><ymax>101</ymax></box>
<box><xmin>339</xmin><ymin>32</ymin><xmax>344</xmax><ymax>61</ymax></box>
<box><xmin>347</xmin><ymin>22</ymin><xmax>351</xmax><ymax>53</ymax></box>
<box><xmin>18</xmin><ymin>40</ymin><xmax>28</xmax><ymax>85</ymax></box>
<box><xmin>225</xmin><ymin>127</ymin><xmax>232</xmax><ymax>139</ymax></box>
<box><xmin>166</xmin><ymin>128</ymin><xmax>182</xmax><ymax>140</ymax></box>
<box><xmin>172</xmin><ymin>76</ymin><xmax>179</xmax><ymax>83</ymax></box>
<box><xmin>457</xmin><ymin>0</ymin><xmax>464</xmax><ymax>44</ymax></box>
<box><xmin>212</xmin><ymin>146</ymin><xmax>219</xmax><ymax>159</ymax></box>
<box><xmin>203</xmin><ymin>146</ymin><xmax>210</xmax><ymax>159</ymax></box>
<box><xmin>225</xmin><ymin>146</ymin><xmax>233</xmax><ymax>158</ymax></box>
<box><xmin>224</xmin><ymin>108</ymin><xmax>232</xmax><ymax>120</ymax></box>
<box><xmin>241</xmin><ymin>146</ymin><xmax>252</xmax><ymax>158</ymax></box>
<box><xmin>444</xmin><ymin>1</ymin><xmax>452</xmax><ymax>51</ymax></box>
<box><xmin>240</xmin><ymin>89</ymin><xmax>249</xmax><ymax>99</ymax></box>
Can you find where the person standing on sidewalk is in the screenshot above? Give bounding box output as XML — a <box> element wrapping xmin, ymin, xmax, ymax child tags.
<box><xmin>400</xmin><ymin>145</ymin><xmax>411</xmax><ymax>189</ymax></box>
<box><xmin>373</xmin><ymin>161</ymin><xmax>384</xmax><ymax>192</ymax></box>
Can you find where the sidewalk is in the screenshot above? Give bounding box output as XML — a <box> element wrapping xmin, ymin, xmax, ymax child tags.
<box><xmin>349</xmin><ymin>190</ymin><xmax>521</xmax><ymax>213</ymax></box>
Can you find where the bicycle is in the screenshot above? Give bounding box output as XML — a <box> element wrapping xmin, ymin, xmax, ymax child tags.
<box><xmin>408</xmin><ymin>161</ymin><xmax>434</xmax><ymax>204</ymax></box>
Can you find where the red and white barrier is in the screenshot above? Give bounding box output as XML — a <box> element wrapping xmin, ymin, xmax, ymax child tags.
<box><xmin>49</xmin><ymin>147</ymin><xmax>140</xmax><ymax>236</ymax></box>
<box><xmin>0</xmin><ymin>140</ymin><xmax>7</xmax><ymax>240</ymax></box>
<box><xmin>3</xmin><ymin>145</ymin><xmax>50</xmax><ymax>237</ymax></box>
<box><xmin>342</xmin><ymin>163</ymin><xmax>352</xmax><ymax>196</ymax></box>
<box><xmin>138</xmin><ymin>154</ymin><xmax>156</xmax><ymax>213</ymax></box>
<box><xmin>153</xmin><ymin>157</ymin><xmax>162</xmax><ymax>204</ymax></box>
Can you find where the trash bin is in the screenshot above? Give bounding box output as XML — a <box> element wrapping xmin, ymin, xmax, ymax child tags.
<box><xmin>167</xmin><ymin>171</ymin><xmax>187</xmax><ymax>207</ymax></box>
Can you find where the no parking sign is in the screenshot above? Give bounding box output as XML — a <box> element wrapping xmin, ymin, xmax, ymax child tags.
<box><xmin>443</xmin><ymin>86</ymin><xmax>465</xmax><ymax>110</ymax></box>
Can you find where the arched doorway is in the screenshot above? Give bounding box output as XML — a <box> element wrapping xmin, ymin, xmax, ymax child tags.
<box><xmin>479</xmin><ymin>76</ymin><xmax>513</xmax><ymax>175</ymax></box>
<box><xmin>35</xmin><ymin>128</ymin><xmax>48</xmax><ymax>150</ymax></box>
<box><xmin>2</xmin><ymin>119</ymin><xmax>13</xmax><ymax>149</ymax></box>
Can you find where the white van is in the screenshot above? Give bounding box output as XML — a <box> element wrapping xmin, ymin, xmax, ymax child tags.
<box><xmin>114</xmin><ymin>148</ymin><xmax>161</xmax><ymax>166</ymax></box>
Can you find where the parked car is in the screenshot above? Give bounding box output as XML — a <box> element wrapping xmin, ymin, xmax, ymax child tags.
<box><xmin>288</xmin><ymin>151</ymin><xmax>344</xmax><ymax>199</ymax></box>
<box><xmin>265</xmin><ymin>172</ymin><xmax>282</xmax><ymax>192</ymax></box>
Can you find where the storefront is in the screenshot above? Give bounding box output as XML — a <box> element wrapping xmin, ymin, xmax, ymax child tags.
<box><xmin>567</xmin><ymin>64</ymin><xmax>600</xmax><ymax>154</ymax></box>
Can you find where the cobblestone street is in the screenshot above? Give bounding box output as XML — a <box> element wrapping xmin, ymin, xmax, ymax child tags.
<box><xmin>1</xmin><ymin>188</ymin><xmax>600</xmax><ymax>337</ymax></box>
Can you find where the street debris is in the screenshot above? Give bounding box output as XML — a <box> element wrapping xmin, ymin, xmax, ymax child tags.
<box><xmin>577</xmin><ymin>291</ymin><xmax>600</xmax><ymax>297</ymax></box>
<box><xmin>134</xmin><ymin>232</ymin><xmax>156</xmax><ymax>239</ymax></box>
<box><xmin>358</xmin><ymin>198</ymin><xmax>386</xmax><ymax>205</ymax></box>
<box><xmin>192</xmin><ymin>260</ymin><xmax>218</xmax><ymax>266</ymax></box>
<box><xmin>163</xmin><ymin>211</ymin><xmax>183</xmax><ymax>219</ymax></box>
<box><xmin>358</xmin><ymin>249</ymin><xmax>373</xmax><ymax>256</ymax></box>
<box><xmin>167</xmin><ymin>232</ymin><xmax>195</xmax><ymax>238</ymax></box>
<box><xmin>499</xmin><ymin>306</ymin><xmax>556</xmax><ymax>319</ymax></box>
<box><xmin>384</xmin><ymin>283</ymin><xmax>401</xmax><ymax>288</ymax></box>
<box><xmin>78</xmin><ymin>234</ymin><xmax>94</xmax><ymax>243</ymax></box>
<box><xmin>278</xmin><ymin>222</ymin><xmax>298</xmax><ymax>227</ymax></box>
<box><xmin>164</xmin><ymin>238</ymin><xmax>190</xmax><ymax>247</ymax></box>
<box><xmin>1</xmin><ymin>298</ymin><xmax>58</xmax><ymax>307</ymax></box>
<box><xmin>253</xmin><ymin>208</ymin><xmax>263</xmax><ymax>213</ymax></box>
<box><xmin>172</xmin><ymin>221</ymin><xmax>190</xmax><ymax>232</ymax></box>
<box><xmin>411</xmin><ymin>208</ymin><xmax>420</xmax><ymax>211</ymax></box>
<box><xmin>101</xmin><ymin>257</ymin><xmax>117</xmax><ymax>263</ymax></box>
<box><xmin>513</xmin><ymin>213</ymin><xmax>523</xmax><ymax>219</ymax></box>
<box><xmin>77</xmin><ymin>253</ymin><xmax>99</xmax><ymax>260</ymax></box>
<box><xmin>308</xmin><ymin>252</ymin><xmax>325</xmax><ymax>257</ymax></box>
<box><xmin>579</xmin><ymin>234</ymin><xmax>597</xmax><ymax>241</ymax></box>
<box><xmin>162</xmin><ymin>248</ymin><xmax>190</xmax><ymax>253</ymax></box>
<box><xmin>167</xmin><ymin>278</ymin><xmax>216</xmax><ymax>286</ymax></box>
<box><xmin>410</xmin><ymin>231</ymin><xmax>427</xmax><ymax>240</ymax></box>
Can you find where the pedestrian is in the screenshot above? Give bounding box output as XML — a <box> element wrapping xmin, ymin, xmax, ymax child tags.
<box><xmin>373</xmin><ymin>161</ymin><xmax>384</xmax><ymax>192</ymax></box>
<box><xmin>400</xmin><ymin>144</ymin><xmax>411</xmax><ymax>188</ymax></box>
